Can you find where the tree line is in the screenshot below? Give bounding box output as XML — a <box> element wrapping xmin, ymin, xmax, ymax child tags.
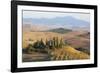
<box><xmin>24</xmin><ymin>37</ymin><xmax>65</xmax><ymax>53</ymax></box>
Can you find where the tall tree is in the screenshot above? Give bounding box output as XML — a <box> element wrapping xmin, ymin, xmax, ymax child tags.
<box><xmin>55</xmin><ymin>37</ymin><xmax>59</xmax><ymax>48</ymax></box>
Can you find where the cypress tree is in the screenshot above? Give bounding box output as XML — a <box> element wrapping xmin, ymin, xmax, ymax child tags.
<box><xmin>59</xmin><ymin>38</ymin><xmax>63</xmax><ymax>48</ymax></box>
<box><xmin>52</xmin><ymin>37</ymin><xmax>55</xmax><ymax>48</ymax></box>
<box><xmin>40</xmin><ymin>38</ymin><xmax>45</xmax><ymax>49</ymax></box>
<box><xmin>33</xmin><ymin>40</ymin><xmax>39</xmax><ymax>49</ymax></box>
<box><xmin>46</xmin><ymin>39</ymin><xmax>48</xmax><ymax>46</ymax></box>
<box><xmin>56</xmin><ymin>37</ymin><xmax>59</xmax><ymax>48</ymax></box>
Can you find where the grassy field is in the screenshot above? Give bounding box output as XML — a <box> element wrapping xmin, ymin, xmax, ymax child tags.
<box><xmin>22</xmin><ymin>45</ymin><xmax>89</xmax><ymax>62</ymax></box>
<box><xmin>22</xmin><ymin>30</ymin><xmax>90</xmax><ymax>62</ymax></box>
<box><xmin>22</xmin><ymin>31</ymin><xmax>89</xmax><ymax>49</ymax></box>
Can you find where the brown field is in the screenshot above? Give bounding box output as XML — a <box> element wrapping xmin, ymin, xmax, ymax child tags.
<box><xmin>50</xmin><ymin>46</ymin><xmax>89</xmax><ymax>60</ymax></box>
<box><xmin>22</xmin><ymin>31</ymin><xmax>63</xmax><ymax>48</ymax></box>
<box><xmin>22</xmin><ymin>31</ymin><xmax>90</xmax><ymax>49</ymax></box>
<box><xmin>22</xmin><ymin>30</ymin><xmax>90</xmax><ymax>62</ymax></box>
<box><xmin>63</xmin><ymin>31</ymin><xmax>90</xmax><ymax>49</ymax></box>
<box><xmin>22</xmin><ymin>45</ymin><xmax>89</xmax><ymax>62</ymax></box>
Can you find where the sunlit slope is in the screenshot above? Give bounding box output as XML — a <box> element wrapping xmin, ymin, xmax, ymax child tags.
<box><xmin>23</xmin><ymin>30</ymin><xmax>90</xmax><ymax>54</ymax></box>
<box><xmin>22</xmin><ymin>31</ymin><xmax>63</xmax><ymax>48</ymax></box>
<box><xmin>50</xmin><ymin>46</ymin><xmax>89</xmax><ymax>60</ymax></box>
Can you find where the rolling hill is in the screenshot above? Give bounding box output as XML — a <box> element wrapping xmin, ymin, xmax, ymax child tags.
<box><xmin>50</xmin><ymin>46</ymin><xmax>89</xmax><ymax>60</ymax></box>
<box><xmin>23</xmin><ymin>16</ymin><xmax>89</xmax><ymax>29</ymax></box>
<box><xmin>22</xmin><ymin>29</ymin><xmax>90</xmax><ymax>62</ymax></box>
<box><xmin>46</xmin><ymin>28</ymin><xmax>72</xmax><ymax>34</ymax></box>
<box><xmin>23</xmin><ymin>30</ymin><xmax>90</xmax><ymax>52</ymax></box>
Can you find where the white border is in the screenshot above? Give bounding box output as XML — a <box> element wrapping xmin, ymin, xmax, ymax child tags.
<box><xmin>17</xmin><ymin>5</ymin><xmax>94</xmax><ymax>68</ymax></box>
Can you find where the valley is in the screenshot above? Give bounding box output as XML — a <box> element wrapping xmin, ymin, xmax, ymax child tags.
<box><xmin>22</xmin><ymin>27</ymin><xmax>90</xmax><ymax>62</ymax></box>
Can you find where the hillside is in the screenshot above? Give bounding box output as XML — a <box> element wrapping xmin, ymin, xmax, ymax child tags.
<box><xmin>23</xmin><ymin>16</ymin><xmax>89</xmax><ymax>31</ymax></box>
<box><xmin>46</xmin><ymin>28</ymin><xmax>72</xmax><ymax>34</ymax></box>
<box><xmin>50</xmin><ymin>46</ymin><xmax>89</xmax><ymax>60</ymax></box>
<box><xmin>22</xmin><ymin>30</ymin><xmax>90</xmax><ymax>62</ymax></box>
<box><xmin>23</xmin><ymin>31</ymin><xmax>89</xmax><ymax>47</ymax></box>
<box><xmin>22</xmin><ymin>31</ymin><xmax>64</xmax><ymax>48</ymax></box>
<box><xmin>22</xmin><ymin>45</ymin><xmax>89</xmax><ymax>62</ymax></box>
<box><xmin>23</xmin><ymin>30</ymin><xmax>90</xmax><ymax>54</ymax></box>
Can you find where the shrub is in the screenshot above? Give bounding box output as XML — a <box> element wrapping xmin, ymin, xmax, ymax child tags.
<box><xmin>33</xmin><ymin>39</ymin><xmax>46</xmax><ymax>49</ymax></box>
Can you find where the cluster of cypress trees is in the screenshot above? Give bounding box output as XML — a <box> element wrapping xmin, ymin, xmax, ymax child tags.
<box><xmin>46</xmin><ymin>37</ymin><xmax>65</xmax><ymax>49</ymax></box>
<box><xmin>33</xmin><ymin>39</ymin><xmax>46</xmax><ymax>49</ymax></box>
<box><xmin>24</xmin><ymin>37</ymin><xmax>65</xmax><ymax>53</ymax></box>
<box><xmin>32</xmin><ymin>37</ymin><xmax>65</xmax><ymax>50</ymax></box>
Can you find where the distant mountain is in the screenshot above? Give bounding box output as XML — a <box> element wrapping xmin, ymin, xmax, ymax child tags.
<box><xmin>46</xmin><ymin>28</ymin><xmax>72</xmax><ymax>34</ymax></box>
<box><xmin>23</xmin><ymin>16</ymin><xmax>90</xmax><ymax>30</ymax></box>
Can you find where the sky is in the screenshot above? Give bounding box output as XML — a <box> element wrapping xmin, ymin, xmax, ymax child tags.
<box><xmin>23</xmin><ymin>10</ymin><xmax>90</xmax><ymax>31</ymax></box>
<box><xmin>23</xmin><ymin>10</ymin><xmax>90</xmax><ymax>22</ymax></box>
